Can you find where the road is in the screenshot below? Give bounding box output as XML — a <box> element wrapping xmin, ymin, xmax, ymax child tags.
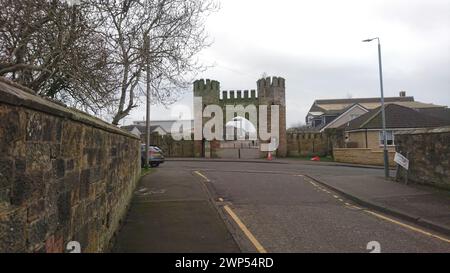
<box><xmin>161</xmin><ymin>160</ymin><xmax>450</xmax><ymax>253</ymax></box>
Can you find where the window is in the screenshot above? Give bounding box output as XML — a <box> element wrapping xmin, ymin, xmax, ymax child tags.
<box><xmin>313</xmin><ymin>119</ymin><xmax>322</xmax><ymax>127</ymax></box>
<box><xmin>379</xmin><ymin>131</ymin><xmax>395</xmax><ymax>146</ymax></box>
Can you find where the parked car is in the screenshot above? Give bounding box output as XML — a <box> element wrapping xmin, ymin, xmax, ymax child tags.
<box><xmin>141</xmin><ymin>145</ymin><xmax>165</xmax><ymax>167</ymax></box>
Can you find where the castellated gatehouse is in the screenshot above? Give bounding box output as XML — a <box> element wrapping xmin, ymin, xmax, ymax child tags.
<box><xmin>193</xmin><ymin>76</ymin><xmax>287</xmax><ymax>159</ymax></box>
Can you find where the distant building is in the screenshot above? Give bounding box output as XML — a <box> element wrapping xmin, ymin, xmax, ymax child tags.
<box><xmin>131</xmin><ymin>120</ymin><xmax>194</xmax><ymax>135</ymax></box>
<box><xmin>121</xmin><ymin>124</ymin><xmax>167</xmax><ymax>144</ymax></box>
<box><xmin>305</xmin><ymin>91</ymin><xmax>446</xmax><ymax>131</ymax></box>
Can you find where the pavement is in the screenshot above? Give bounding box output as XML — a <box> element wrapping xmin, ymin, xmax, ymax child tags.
<box><xmin>112</xmin><ymin>166</ymin><xmax>240</xmax><ymax>253</ymax></box>
<box><xmin>113</xmin><ymin>160</ymin><xmax>450</xmax><ymax>253</ymax></box>
<box><xmin>306</xmin><ymin>171</ymin><xmax>450</xmax><ymax>236</ymax></box>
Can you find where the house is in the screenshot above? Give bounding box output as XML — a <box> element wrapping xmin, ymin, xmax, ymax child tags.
<box><xmin>306</xmin><ymin>91</ymin><xmax>446</xmax><ymax>131</ymax></box>
<box><xmin>332</xmin><ymin>103</ymin><xmax>450</xmax><ymax>166</ymax></box>
<box><xmin>131</xmin><ymin>120</ymin><xmax>194</xmax><ymax>135</ymax></box>
<box><xmin>341</xmin><ymin>104</ymin><xmax>450</xmax><ymax>150</ymax></box>
<box><xmin>318</xmin><ymin>103</ymin><xmax>369</xmax><ymax>132</ymax></box>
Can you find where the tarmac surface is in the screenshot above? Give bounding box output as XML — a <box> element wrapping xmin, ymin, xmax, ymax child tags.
<box><xmin>113</xmin><ymin>160</ymin><xmax>450</xmax><ymax>253</ymax></box>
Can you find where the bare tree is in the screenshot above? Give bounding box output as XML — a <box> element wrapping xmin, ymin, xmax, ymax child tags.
<box><xmin>0</xmin><ymin>0</ymin><xmax>115</xmax><ymax>113</ymax></box>
<box><xmin>1</xmin><ymin>0</ymin><xmax>217</xmax><ymax>124</ymax></box>
<box><xmin>92</xmin><ymin>0</ymin><xmax>218</xmax><ymax>125</ymax></box>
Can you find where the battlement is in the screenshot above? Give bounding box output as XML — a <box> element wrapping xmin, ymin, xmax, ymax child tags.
<box><xmin>257</xmin><ymin>76</ymin><xmax>286</xmax><ymax>89</ymax></box>
<box><xmin>221</xmin><ymin>89</ymin><xmax>258</xmax><ymax>101</ymax></box>
<box><xmin>194</xmin><ymin>79</ymin><xmax>220</xmax><ymax>92</ymax></box>
<box><xmin>193</xmin><ymin>76</ymin><xmax>285</xmax><ymax>102</ymax></box>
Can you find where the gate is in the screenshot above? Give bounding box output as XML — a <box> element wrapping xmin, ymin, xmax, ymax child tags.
<box><xmin>215</xmin><ymin>140</ymin><xmax>261</xmax><ymax>159</ymax></box>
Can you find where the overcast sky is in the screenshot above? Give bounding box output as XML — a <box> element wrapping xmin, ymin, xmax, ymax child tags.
<box><xmin>126</xmin><ymin>0</ymin><xmax>450</xmax><ymax>128</ymax></box>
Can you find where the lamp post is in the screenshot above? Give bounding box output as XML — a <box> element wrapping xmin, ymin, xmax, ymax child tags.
<box><xmin>363</xmin><ymin>37</ymin><xmax>389</xmax><ymax>179</ymax></box>
<box><xmin>144</xmin><ymin>34</ymin><xmax>151</xmax><ymax>168</ymax></box>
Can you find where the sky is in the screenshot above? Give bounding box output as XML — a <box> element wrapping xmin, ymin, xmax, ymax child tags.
<box><xmin>125</xmin><ymin>0</ymin><xmax>450</xmax><ymax>128</ymax></box>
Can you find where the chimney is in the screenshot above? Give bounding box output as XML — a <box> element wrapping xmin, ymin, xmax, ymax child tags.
<box><xmin>399</xmin><ymin>91</ymin><xmax>406</xmax><ymax>97</ymax></box>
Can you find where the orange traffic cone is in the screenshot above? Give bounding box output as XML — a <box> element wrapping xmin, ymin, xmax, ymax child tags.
<box><xmin>267</xmin><ymin>152</ymin><xmax>273</xmax><ymax>161</ymax></box>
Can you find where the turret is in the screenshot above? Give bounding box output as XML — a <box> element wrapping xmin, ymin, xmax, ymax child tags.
<box><xmin>193</xmin><ymin>79</ymin><xmax>220</xmax><ymax>103</ymax></box>
<box><xmin>257</xmin><ymin>76</ymin><xmax>286</xmax><ymax>101</ymax></box>
<box><xmin>257</xmin><ymin>76</ymin><xmax>287</xmax><ymax>157</ymax></box>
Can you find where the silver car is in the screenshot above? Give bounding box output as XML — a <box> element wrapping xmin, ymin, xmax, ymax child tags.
<box><xmin>141</xmin><ymin>145</ymin><xmax>165</xmax><ymax>167</ymax></box>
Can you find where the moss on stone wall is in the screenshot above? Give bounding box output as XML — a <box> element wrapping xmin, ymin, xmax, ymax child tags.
<box><xmin>395</xmin><ymin>127</ymin><xmax>450</xmax><ymax>189</ymax></box>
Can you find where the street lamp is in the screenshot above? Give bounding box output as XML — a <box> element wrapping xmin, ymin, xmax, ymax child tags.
<box><xmin>144</xmin><ymin>34</ymin><xmax>151</xmax><ymax>169</ymax></box>
<box><xmin>363</xmin><ymin>37</ymin><xmax>389</xmax><ymax>179</ymax></box>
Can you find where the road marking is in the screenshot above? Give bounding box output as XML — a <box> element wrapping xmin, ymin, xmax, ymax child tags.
<box><xmin>223</xmin><ymin>205</ymin><xmax>268</xmax><ymax>253</ymax></box>
<box><xmin>194</xmin><ymin>171</ymin><xmax>211</xmax><ymax>182</ymax></box>
<box><xmin>364</xmin><ymin>210</ymin><xmax>450</xmax><ymax>244</ymax></box>
<box><xmin>303</xmin><ymin>175</ymin><xmax>450</xmax><ymax>244</ymax></box>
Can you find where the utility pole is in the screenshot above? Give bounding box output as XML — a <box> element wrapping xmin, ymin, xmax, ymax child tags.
<box><xmin>144</xmin><ymin>34</ymin><xmax>151</xmax><ymax>168</ymax></box>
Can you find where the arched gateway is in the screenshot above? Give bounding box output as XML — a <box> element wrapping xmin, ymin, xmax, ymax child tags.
<box><xmin>193</xmin><ymin>76</ymin><xmax>287</xmax><ymax>159</ymax></box>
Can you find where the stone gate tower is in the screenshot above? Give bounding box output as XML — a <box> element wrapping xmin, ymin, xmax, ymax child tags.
<box><xmin>193</xmin><ymin>76</ymin><xmax>287</xmax><ymax>158</ymax></box>
<box><xmin>257</xmin><ymin>77</ymin><xmax>287</xmax><ymax>157</ymax></box>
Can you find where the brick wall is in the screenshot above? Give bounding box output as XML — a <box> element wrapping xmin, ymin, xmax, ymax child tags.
<box><xmin>346</xmin><ymin>131</ymin><xmax>383</xmax><ymax>149</ymax></box>
<box><xmin>0</xmin><ymin>78</ymin><xmax>141</xmax><ymax>253</ymax></box>
<box><xmin>395</xmin><ymin>127</ymin><xmax>450</xmax><ymax>189</ymax></box>
<box><xmin>333</xmin><ymin>148</ymin><xmax>396</xmax><ymax>167</ymax></box>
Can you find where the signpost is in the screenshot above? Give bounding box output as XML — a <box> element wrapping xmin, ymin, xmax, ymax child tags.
<box><xmin>394</xmin><ymin>152</ymin><xmax>409</xmax><ymax>184</ymax></box>
<box><xmin>394</xmin><ymin>152</ymin><xmax>409</xmax><ymax>170</ymax></box>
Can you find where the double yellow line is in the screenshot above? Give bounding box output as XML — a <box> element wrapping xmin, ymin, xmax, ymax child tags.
<box><xmin>365</xmin><ymin>210</ymin><xmax>450</xmax><ymax>244</ymax></box>
<box><xmin>303</xmin><ymin>175</ymin><xmax>450</xmax><ymax>244</ymax></box>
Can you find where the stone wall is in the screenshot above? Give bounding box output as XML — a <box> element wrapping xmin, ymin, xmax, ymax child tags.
<box><xmin>0</xmin><ymin>78</ymin><xmax>141</xmax><ymax>253</ymax></box>
<box><xmin>150</xmin><ymin>135</ymin><xmax>195</xmax><ymax>157</ymax></box>
<box><xmin>333</xmin><ymin>148</ymin><xmax>396</xmax><ymax>167</ymax></box>
<box><xmin>286</xmin><ymin>132</ymin><xmax>330</xmax><ymax>157</ymax></box>
<box><xmin>395</xmin><ymin>127</ymin><xmax>450</xmax><ymax>189</ymax></box>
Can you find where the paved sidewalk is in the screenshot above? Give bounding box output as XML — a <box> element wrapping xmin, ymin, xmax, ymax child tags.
<box><xmin>307</xmin><ymin>172</ymin><xmax>450</xmax><ymax>236</ymax></box>
<box><xmin>112</xmin><ymin>168</ymin><xmax>240</xmax><ymax>253</ymax></box>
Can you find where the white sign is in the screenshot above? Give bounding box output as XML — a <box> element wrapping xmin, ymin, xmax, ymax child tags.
<box><xmin>394</xmin><ymin>152</ymin><xmax>409</xmax><ymax>170</ymax></box>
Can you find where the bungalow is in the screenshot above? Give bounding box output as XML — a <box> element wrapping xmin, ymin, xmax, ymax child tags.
<box><xmin>341</xmin><ymin>104</ymin><xmax>450</xmax><ymax>149</ymax></box>
<box><xmin>333</xmin><ymin>104</ymin><xmax>450</xmax><ymax>166</ymax></box>
<box><xmin>306</xmin><ymin>91</ymin><xmax>446</xmax><ymax>131</ymax></box>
